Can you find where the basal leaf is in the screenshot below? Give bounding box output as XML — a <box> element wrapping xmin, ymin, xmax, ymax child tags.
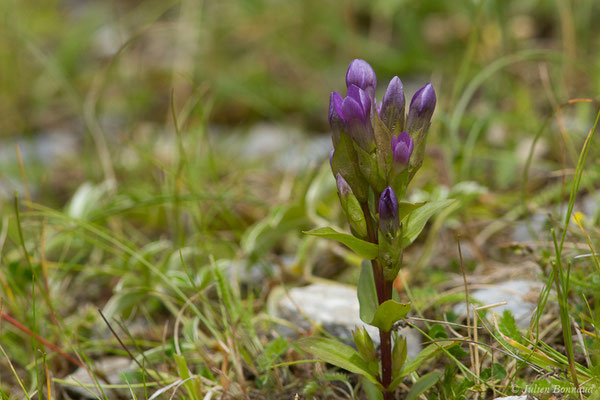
<box><xmin>297</xmin><ymin>337</ymin><xmax>382</xmax><ymax>387</ymax></box>
<box><xmin>304</xmin><ymin>227</ymin><xmax>378</xmax><ymax>259</ymax></box>
<box><xmin>406</xmin><ymin>371</ymin><xmax>442</xmax><ymax>400</ymax></box>
<box><xmin>388</xmin><ymin>340</ymin><xmax>458</xmax><ymax>391</ymax></box>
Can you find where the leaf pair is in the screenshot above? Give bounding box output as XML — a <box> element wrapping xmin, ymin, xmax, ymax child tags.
<box><xmin>304</xmin><ymin>198</ymin><xmax>455</xmax><ymax>259</ymax></box>
<box><xmin>297</xmin><ymin>336</ymin><xmax>455</xmax><ymax>392</ymax></box>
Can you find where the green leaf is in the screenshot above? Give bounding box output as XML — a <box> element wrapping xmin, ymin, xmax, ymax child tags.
<box><xmin>357</xmin><ymin>261</ymin><xmax>410</xmax><ymax>330</ymax></box>
<box><xmin>397</xmin><ymin>202</ymin><xmax>425</xmax><ymax>221</ymax></box>
<box><xmin>388</xmin><ymin>340</ymin><xmax>457</xmax><ymax>391</ymax></box>
<box><xmin>401</xmin><ymin>199</ymin><xmax>455</xmax><ymax>248</ymax></box>
<box><xmin>492</xmin><ymin>363</ymin><xmax>507</xmax><ymax>380</ymax></box>
<box><xmin>370</xmin><ymin>301</ymin><xmax>411</xmax><ymax>332</ymax></box>
<box><xmin>304</xmin><ymin>227</ymin><xmax>378</xmax><ymax>259</ymax></box>
<box><xmin>428</xmin><ymin>324</ymin><xmax>448</xmax><ymax>339</ymax></box>
<box><xmin>297</xmin><ymin>337</ymin><xmax>382</xmax><ymax>388</ymax></box>
<box><xmin>361</xmin><ymin>376</ymin><xmax>384</xmax><ymax>400</ymax></box>
<box><xmin>174</xmin><ymin>353</ymin><xmax>201</xmax><ymax>399</ymax></box>
<box><xmin>405</xmin><ymin>371</ymin><xmax>442</xmax><ymax>400</ymax></box>
<box><xmin>357</xmin><ymin>260</ymin><xmax>378</xmax><ymax>324</ymax></box>
<box><xmin>499</xmin><ymin>310</ymin><xmax>521</xmax><ymax>343</ymax></box>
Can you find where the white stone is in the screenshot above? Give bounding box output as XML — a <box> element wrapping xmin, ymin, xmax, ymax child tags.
<box><xmin>273</xmin><ymin>283</ymin><xmax>422</xmax><ymax>359</ymax></box>
<box><xmin>61</xmin><ymin>357</ymin><xmax>133</xmax><ymax>399</ymax></box>
<box><xmin>454</xmin><ymin>279</ymin><xmax>543</xmax><ymax>328</ymax></box>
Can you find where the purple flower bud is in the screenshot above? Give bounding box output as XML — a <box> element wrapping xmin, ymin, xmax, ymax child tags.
<box><xmin>379</xmin><ymin>186</ymin><xmax>399</xmax><ymax>235</ymax></box>
<box><xmin>406</xmin><ymin>83</ymin><xmax>436</xmax><ymax>133</ymax></box>
<box><xmin>329</xmin><ymin>149</ymin><xmax>334</xmax><ymax>166</ymax></box>
<box><xmin>336</xmin><ymin>173</ymin><xmax>368</xmax><ymax>237</ymax></box>
<box><xmin>353</xmin><ymin>327</ymin><xmax>376</xmax><ymax>362</ymax></box>
<box><xmin>346</xmin><ymin>59</ymin><xmax>377</xmax><ymax>99</ymax></box>
<box><xmin>340</xmin><ymin>95</ymin><xmax>364</xmax><ymax>123</ymax></box>
<box><xmin>339</xmin><ymin>85</ymin><xmax>374</xmax><ymax>150</ymax></box>
<box><xmin>391</xmin><ymin>131</ymin><xmax>414</xmax><ymax>165</ymax></box>
<box><xmin>329</xmin><ymin>92</ymin><xmax>344</xmax><ymax>146</ymax></box>
<box><xmin>347</xmin><ymin>85</ymin><xmax>371</xmax><ymax>121</ymax></box>
<box><xmin>336</xmin><ymin>173</ymin><xmax>352</xmax><ymax>198</ymax></box>
<box><xmin>380</xmin><ymin>76</ymin><xmax>405</xmax><ymax>132</ymax></box>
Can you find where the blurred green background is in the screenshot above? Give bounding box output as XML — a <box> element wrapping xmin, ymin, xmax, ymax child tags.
<box><xmin>2</xmin><ymin>0</ymin><xmax>599</xmax><ymax>203</ymax></box>
<box><xmin>3</xmin><ymin>0</ymin><xmax>598</xmax><ymax>133</ymax></box>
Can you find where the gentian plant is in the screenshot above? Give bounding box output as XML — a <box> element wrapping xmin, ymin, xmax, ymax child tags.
<box><xmin>300</xmin><ymin>60</ymin><xmax>455</xmax><ymax>399</ymax></box>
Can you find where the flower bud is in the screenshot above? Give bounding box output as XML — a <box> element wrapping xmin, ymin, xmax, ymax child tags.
<box><xmin>406</xmin><ymin>83</ymin><xmax>436</xmax><ymax>134</ymax></box>
<box><xmin>380</xmin><ymin>76</ymin><xmax>405</xmax><ymax>133</ymax></box>
<box><xmin>336</xmin><ymin>173</ymin><xmax>352</xmax><ymax>200</ymax></box>
<box><xmin>391</xmin><ymin>131</ymin><xmax>414</xmax><ymax>165</ymax></box>
<box><xmin>378</xmin><ymin>187</ymin><xmax>399</xmax><ymax>236</ymax></box>
<box><xmin>329</xmin><ymin>92</ymin><xmax>344</xmax><ymax>147</ymax></box>
<box><xmin>392</xmin><ymin>334</ymin><xmax>407</xmax><ymax>372</ymax></box>
<box><xmin>378</xmin><ymin>190</ymin><xmax>403</xmax><ymax>281</ymax></box>
<box><xmin>353</xmin><ymin>326</ymin><xmax>377</xmax><ymax>362</ymax></box>
<box><xmin>406</xmin><ymin>83</ymin><xmax>436</xmax><ymax>179</ymax></box>
<box><xmin>340</xmin><ymin>85</ymin><xmax>374</xmax><ymax>150</ymax></box>
<box><xmin>336</xmin><ymin>173</ymin><xmax>368</xmax><ymax>238</ymax></box>
<box><xmin>346</xmin><ymin>59</ymin><xmax>377</xmax><ymax>99</ymax></box>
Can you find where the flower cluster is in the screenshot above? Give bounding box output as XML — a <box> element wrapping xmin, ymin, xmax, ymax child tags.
<box><xmin>329</xmin><ymin>59</ymin><xmax>436</xmax><ymax>280</ymax></box>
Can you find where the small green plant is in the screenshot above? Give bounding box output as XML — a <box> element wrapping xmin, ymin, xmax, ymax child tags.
<box><xmin>300</xmin><ymin>59</ymin><xmax>455</xmax><ymax>399</ymax></box>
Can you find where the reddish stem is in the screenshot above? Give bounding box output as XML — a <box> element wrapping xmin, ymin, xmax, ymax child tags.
<box><xmin>1</xmin><ymin>312</ymin><xmax>83</xmax><ymax>368</ymax></box>
<box><xmin>362</xmin><ymin>202</ymin><xmax>394</xmax><ymax>399</ymax></box>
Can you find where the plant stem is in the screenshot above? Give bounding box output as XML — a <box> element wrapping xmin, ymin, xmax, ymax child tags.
<box><xmin>378</xmin><ymin>279</ymin><xmax>393</xmax><ymax>399</ymax></box>
<box><xmin>362</xmin><ymin>202</ymin><xmax>394</xmax><ymax>399</ymax></box>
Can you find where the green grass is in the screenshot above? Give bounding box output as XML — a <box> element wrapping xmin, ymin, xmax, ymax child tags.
<box><xmin>1</xmin><ymin>0</ymin><xmax>600</xmax><ymax>398</ymax></box>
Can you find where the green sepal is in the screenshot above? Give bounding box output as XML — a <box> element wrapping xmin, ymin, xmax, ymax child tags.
<box><xmin>345</xmin><ymin>194</ymin><xmax>367</xmax><ymax>238</ymax></box>
<box><xmin>378</xmin><ymin>229</ymin><xmax>402</xmax><ymax>281</ymax></box>
<box><xmin>353</xmin><ymin>326</ymin><xmax>377</xmax><ymax>363</ymax></box>
<box><xmin>391</xmin><ymin>334</ymin><xmax>407</xmax><ymax>376</ymax></box>
<box><xmin>389</xmin><ymin>164</ymin><xmax>409</xmax><ymax>200</ymax></box>
<box><xmin>331</xmin><ymin>132</ymin><xmax>368</xmax><ymax>202</ymax></box>
<box><xmin>371</xmin><ymin>114</ymin><xmax>393</xmax><ymax>178</ymax></box>
<box><xmin>354</xmin><ymin>143</ymin><xmax>386</xmax><ymax>193</ymax></box>
<box><xmin>407</xmin><ymin>123</ymin><xmax>430</xmax><ymax>182</ymax></box>
<box><xmin>303</xmin><ymin>227</ymin><xmax>378</xmax><ymax>259</ymax></box>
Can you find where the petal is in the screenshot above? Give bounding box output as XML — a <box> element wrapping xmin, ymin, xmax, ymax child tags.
<box><xmin>346</xmin><ymin>59</ymin><xmax>377</xmax><ymax>97</ymax></box>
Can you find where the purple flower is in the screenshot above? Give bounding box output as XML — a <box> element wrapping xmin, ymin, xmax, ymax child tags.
<box><xmin>346</xmin><ymin>59</ymin><xmax>377</xmax><ymax>99</ymax></box>
<box><xmin>380</xmin><ymin>76</ymin><xmax>405</xmax><ymax>132</ymax></box>
<box><xmin>329</xmin><ymin>85</ymin><xmax>374</xmax><ymax>149</ymax></box>
<box><xmin>391</xmin><ymin>131</ymin><xmax>414</xmax><ymax>165</ymax></box>
<box><xmin>406</xmin><ymin>83</ymin><xmax>436</xmax><ymax>133</ymax></box>
<box><xmin>329</xmin><ymin>92</ymin><xmax>344</xmax><ymax>146</ymax></box>
<box><xmin>379</xmin><ymin>186</ymin><xmax>399</xmax><ymax>235</ymax></box>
